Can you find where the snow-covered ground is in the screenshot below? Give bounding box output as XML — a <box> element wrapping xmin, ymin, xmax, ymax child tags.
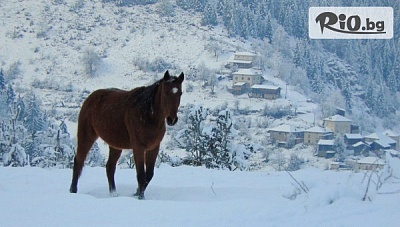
<box><xmin>1</xmin><ymin>160</ymin><xmax>400</xmax><ymax>226</ymax></box>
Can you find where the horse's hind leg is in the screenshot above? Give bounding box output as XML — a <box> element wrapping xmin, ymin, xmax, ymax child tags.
<box><xmin>106</xmin><ymin>147</ymin><xmax>122</xmax><ymax>196</ymax></box>
<box><xmin>69</xmin><ymin>123</ymin><xmax>97</xmax><ymax>193</ymax></box>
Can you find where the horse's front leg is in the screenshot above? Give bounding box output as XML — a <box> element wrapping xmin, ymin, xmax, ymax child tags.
<box><xmin>133</xmin><ymin>147</ymin><xmax>147</xmax><ymax>200</ymax></box>
<box><xmin>133</xmin><ymin>145</ymin><xmax>160</xmax><ymax>200</ymax></box>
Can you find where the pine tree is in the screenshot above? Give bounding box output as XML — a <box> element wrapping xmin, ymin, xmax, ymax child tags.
<box><xmin>207</xmin><ymin>109</ymin><xmax>233</xmax><ymax>170</ymax></box>
<box><xmin>201</xmin><ymin>1</ymin><xmax>218</xmax><ymax>26</ymax></box>
<box><xmin>6</xmin><ymin>84</ymin><xmax>15</xmax><ymax>108</ymax></box>
<box><xmin>24</xmin><ymin>94</ymin><xmax>44</xmax><ymax>135</ymax></box>
<box><xmin>86</xmin><ymin>142</ymin><xmax>105</xmax><ymax>167</ymax></box>
<box><xmin>177</xmin><ymin>106</ymin><xmax>208</xmax><ymax>166</ymax></box>
<box><xmin>0</xmin><ymin>69</ymin><xmax>5</xmax><ymax>91</ymax></box>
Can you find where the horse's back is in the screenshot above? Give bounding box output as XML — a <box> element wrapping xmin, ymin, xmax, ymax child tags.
<box><xmin>78</xmin><ymin>88</ymin><xmax>132</xmax><ymax>147</ymax></box>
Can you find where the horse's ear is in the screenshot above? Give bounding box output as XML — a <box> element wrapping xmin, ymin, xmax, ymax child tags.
<box><xmin>178</xmin><ymin>72</ymin><xmax>184</xmax><ymax>83</ymax></box>
<box><xmin>163</xmin><ymin>70</ymin><xmax>170</xmax><ymax>81</ymax></box>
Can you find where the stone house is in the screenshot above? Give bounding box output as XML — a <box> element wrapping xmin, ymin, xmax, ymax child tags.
<box><xmin>268</xmin><ymin>124</ymin><xmax>303</xmax><ymax>147</ymax></box>
<box><xmin>304</xmin><ymin>126</ymin><xmax>333</xmax><ymax>145</ymax></box>
<box><xmin>354</xmin><ymin>157</ymin><xmax>385</xmax><ymax>172</ymax></box>
<box><xmin>352</xmin><ymin>141</ymin><xmax>370</xmax><ymax>156</ymax></box>
<box><xmin>227</xmin><ymin>52</ymin><xmax>257</xmax><ymax>68</ymax></box>
<box><xmin>364</xmin><ymin>132</ymin><xmax>397</xmax><ymax>151</ymax></box>
<box><xmin>317</xmin><ymin>139</ymin><xmax>335</xmax><ymax>158</ymax></box>
<box><xmin>232</xmin><ymin>68</ymin><xmax>262</xmax><ymax>88</ymax></box>
<box><xmin>249</xmin><ymin>85</ymin><xmax>281</xmax><ymax>100</ymax></box>
<box><xmin>383</xmin><ymin>130</ymin><xmax>400</xmax><ymax>150</ymax></box>
<box><xmin>323</xmin><ymin>115</ymin><xmax>352</xmax><ymax>134</ymax></box>
<box><xmin>344</xmin><ymin>133</ymin><xmax>363</xmax><ymax>149</ymax></box>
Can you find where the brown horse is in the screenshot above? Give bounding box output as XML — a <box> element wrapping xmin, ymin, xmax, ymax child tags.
<box><xmin>69</xmin><ymin>70</ymin><xmax>184</xmax><ymax>199</ymax></box>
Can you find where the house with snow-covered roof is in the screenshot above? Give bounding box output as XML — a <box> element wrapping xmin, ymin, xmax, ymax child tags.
<box><xmin>383</xmin><ymin>130</ymin><xmax>400</xmax><ymax>150</ymax></box>
<box><xmin>227</xmin><ymin>52</ymin><xmax>257</xmax><ymax>68</ymax></box>
<box><xmin>352</xmin><ymin>141</ymin><xmax>370</xmax><ymax>156</ymax></box>
<box><xmin>317</xmin><ymin>139</ymin><xmax>335</xmax><ymax>158</ymax></box>
<box><xmin>249</xmin><ymin>84</ymin><xmax>281</xmax><ymax>100</ymax></box>
<box><xmin>268</xmin><ymin>124</ymin><xmax>303</xmax><ymax>147</ymax></box>
<box><xmin>354</xmin><ymin>157</ymin><xmax>385</xmax><ymax>172</ymax></box>
<box><xmin>344</xmin><ymin>133</ymin><xmax>363</xmax><ymax>149</ymax></box>
<box><xmin>323</xmin><ymin>115</ymin><xmax>352</xmax><ymax>134</ymax></box>
<box><xmin>232</xmin><ymin>68</ymin><xmax>262</xmax><ymax>88</ymax></box>
<box><xmin>364</xmin><ymin>132</ymin><xmax>397</xmax><ymax>150</ymax></box>
<box><xmin>303</xmin><ymin>126</ymin><xmax>333</xmax><ymax>145</ymax></box>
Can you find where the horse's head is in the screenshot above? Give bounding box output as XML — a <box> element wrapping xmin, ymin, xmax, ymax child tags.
<box><xmin>160</xmin><ymin>70</ymin><xmax>184</xmax><ymax>126</ymax></box>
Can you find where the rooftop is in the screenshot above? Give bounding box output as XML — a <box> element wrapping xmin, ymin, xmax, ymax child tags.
<box><xmin>324</xmin><ymin>115</ymin><xmax>352</xmax><ymax>122</ymax></box>
<box><xmin>268</xmin><ymin>124</ymin><xmax>298</xmax><ymax>133</ymax></box>
<box><xmin>251</xmin><ymin>84</ymin><xmax>280</xmax><ymax>90</ymax></box>
<box><xmin>318</xmin><ymin>139</ymin><xmax>335</xmax><ymax>145</ymax></box>
<box><xmin>233</xmin><ymin>68</ymin><xmax>262</xmax><ymax>76</ymax></box>
<box><xmin>305</xmin><ymin>126</ymin><xmax>332</xmax><ymax>133</ymax></box>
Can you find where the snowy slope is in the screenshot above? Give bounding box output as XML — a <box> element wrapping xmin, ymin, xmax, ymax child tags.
<box><xmin>1</xmin><ymin>162</ymin><xmax>400</xmax><ymax>226</ymax></box>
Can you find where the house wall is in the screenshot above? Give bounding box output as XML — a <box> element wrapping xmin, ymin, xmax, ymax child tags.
<box><xmin>234</xmin><ymin>54</ymin><xmax>255</xmax><ymax>62</ymax></box>
<box><xmin>233</xmin><ymin>75</ymin><xmax>261</xmax><ymax>87</ymax></box>
<box><xmin>388</xmin><ymin>135</ymin><xmax>400</xmax><ymax>150</ymax></box>
<box><xmin>354</xmin><ymin>163</ymin><xmax>385</xmax><ymax>172</ymax></box>
<box><xmin>304</xmin><ymin>132</ymin><xmax>323</xmax><ymax>145</ymax></box>
<box><xmin>324</xmin><ymin>121</ymin><xmax>351</xmax><ymax>134</ymax></box>
<box><xmin>270</xmin><ymin>131</ymin><xmax>288</xmax><ymax>143</ymax></box>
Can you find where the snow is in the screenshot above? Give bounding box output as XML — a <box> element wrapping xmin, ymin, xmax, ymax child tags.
<box><xmin>0</xmin><ymin>164</ymin><xmax>399</xmax><ymax>226</ymax></box>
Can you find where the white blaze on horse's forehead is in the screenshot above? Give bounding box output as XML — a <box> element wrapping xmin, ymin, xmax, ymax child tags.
<box><xmin>172</xmin><ymin>87</ymin><xmax>179</xmax><ymax>94</ymax></box>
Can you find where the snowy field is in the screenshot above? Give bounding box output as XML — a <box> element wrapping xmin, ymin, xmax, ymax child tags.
<box><xmin>1</xmin><ymin>161</ymin><xmax>400</xmax><ymax>227</ymax></box>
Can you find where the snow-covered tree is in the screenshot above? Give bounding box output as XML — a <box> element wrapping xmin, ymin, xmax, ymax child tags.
<box><xmin>0</xmin><ymin>69</ymin><xmax>5</xmax><ymax>90</ymax></box>
<box><xmin>176</xmin><ymin>106</ymin><xmax>209</xmax><ymax>166</ymax></box>
<box><xmin>3</xmin><ymin>143</ymin><xmax>27</xmax><ymax>167</ymax></box>
<box><xmin>201</xmin><ymin>1</ymin><xmax>218</xmax><ymax>26</ymax></box>
<box><xmin>206</xmin><ymin>109</ymin><xmax>233</xmax><ymax>169</ymax></box>
<box><xmin>86</xmin><ymin>142</ymin><xmax>105</xmax><ymax>167</ymax></box>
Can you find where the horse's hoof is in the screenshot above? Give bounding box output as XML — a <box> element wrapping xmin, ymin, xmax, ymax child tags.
<box><xmin>134</xmin><ymin>191</ymin><xmax>145</xmax><ymax>200</ymax></box>
<box><xmin>70</xmin><ymin>186</ymin><xmax>77</xmax><ymax>193</ymax></box>
<box><xmin>110</xmin><ymin>191</ymin><xmax>119</xmax><ymax>197</ymax></box>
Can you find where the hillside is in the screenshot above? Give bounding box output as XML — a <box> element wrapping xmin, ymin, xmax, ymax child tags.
<box><xmin>0</xmin><ymin>0</ymin><xmax>399</xmax><ymax>171</ymax></box>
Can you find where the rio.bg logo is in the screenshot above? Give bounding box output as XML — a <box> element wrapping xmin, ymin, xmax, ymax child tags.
<box><xmin>309</xmin><ymin>7</ymin><xmax>393</xmax><ymax>39</ymax></box>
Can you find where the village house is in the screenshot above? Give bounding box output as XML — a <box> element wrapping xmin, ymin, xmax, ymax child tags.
<box><xmin>383</xmin><ymin>130</ymin><xmax>400</xmax><ymax>150</ymax></box>
<box><xmin>354</xmin><ymin>157</ymin><xmax>385</xmax><ymax>172</ymax></box>
<box><xmin>268</xmin><ymin>124</ymin><xmax>303</xmax><ymax>147</ymax></box>
<box><xmin>323</xmin><ymin>115</ymin><xmax>352</xmax><ymax>134</ymax></box>
<box><xmin>227</xmin><ymin>52</ymin><xmax>257</xmax><ymax>68</ymax></box>
<box><xmin>352</xmin><ymin>141</ymin><xmax>370</xmax><ymax>156</ymax></box>
<box><xmin>364</xmin><ymin>132</ymin><xmax>397</xmax><ymax>151</ymax></box>
<box><xmin>230</xmin><ymin>82</ymin><xmax>247</xmax><ymax>95</ymax></box>
<box><xmin>303</xmin><ymin>126</ymin><xmax>333</xmax><ymax>145</ymax></box>
<box><xmin>249</xmin><ymin>85</ymin><xmax>281</xmax><ymax>100</ymax></box>
<box><xmin>232</xmin><ymin>68</ymin><xmax>262</xmax><ymax>89</ymax></box>
<box><xmin>344</xmin><ymin>133</ymin><xmax>363</xmax><ymax>149</ymax></box>
<box><xmin>317</xmin><ymin>139</ymin><xmax>335</xmax><ymax>158</ymax></box>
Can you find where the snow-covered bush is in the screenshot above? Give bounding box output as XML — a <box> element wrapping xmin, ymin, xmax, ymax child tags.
<box><xmin>3</xmin><ymin>143</ymin><xmax>27</xmax><ymax>167</ymax></box>
<box><xmin>83</xmin><ymin>49</ymin><xmax>102</xmax><ymax>78</ymax></box>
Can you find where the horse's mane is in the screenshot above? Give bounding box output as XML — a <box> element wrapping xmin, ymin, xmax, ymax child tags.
<box><xmin>130</xmin><ymin>79</ymin><xmax>161</xmax><ymax>115</ymax></box>
<box><xmin>130</xmin><ymin>76</ymin><xmax>180</xmax><ymax>115</ymax></box>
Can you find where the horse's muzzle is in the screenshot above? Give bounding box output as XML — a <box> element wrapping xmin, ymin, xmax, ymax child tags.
<box><xmin>167</xmin><ymin>117</ymin><xmax>178</xmax><ymax>126</ymax></box>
